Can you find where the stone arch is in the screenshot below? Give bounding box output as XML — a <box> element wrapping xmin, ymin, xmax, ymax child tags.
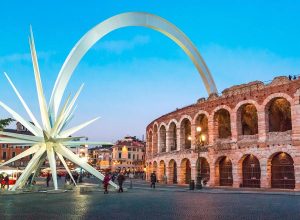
<box><xmin>147</xmin><ymin>162</ymin><xmax>152</xmax><ymax>180</ymax></box>
<box><xmin>215</xmin><ymin>156</ymin><xmax>233</xmax><ymax>186</ymax></box>
<box><xmin>238</xmin><ymin>154</ymin><xmax>261</xmax><ymax>188</ymax></box>
<box><xmin>179</xmin><ymin>158</ymin><xmax>191</xmax><ymax>184</ymax></box>
<box><xmin>168</xmin><ymin>159</ymin><xmax>178</xmax><ymax>184</ymax></box>
<box><xmin>167</xmin><ymin>119</ymin><xmax>179</xmax><ymax>130</ymax></box>
<box><xmin>179</xmin><ymin>116</ymin><xmax>192</xmax><ymax>149</ymax></box>
<box><xmin>153</xmin><ymin>161</ymin><xmax>158</xmax><ymax>174</ymax></box>
<box><xmin>194</xmin><ymin>113</ymin><xmax>209</xmax><ymax>145</ymax></box>
<box><xmin>193</xmin><ymin>110</ymin><xmax>210</xmax><ymax>124</ymax></box>
<box><xmin>147</xmin><ymin>130</ymin><xmax>153</xmax><ymax>155</ymax></box>
<box><xmin>265</xmin><ymin>97</ymin><xmax>292</xmax><ymax>132</ymax></box>
<box><xmin>196</xmin><ymin>157</ymin><xmax>210</xmax><ymax>183</ymax></box>
<box><xmin>49</xmin><ymin>12</ymin><xmax>218</xmax><ymax>118</ymax></box>
<box><xmin>158</xmin><ymin>124</ymin><xmax>167</xmax><ymax>153</ymax></box>
<box><xmin>236</xmin><ymin>103</ymin><xmax>258</xmax><ymax>136</ymax></box>
<box><xmin>159</xmin><ymin>160</ymin><xmax>166</xmax><ymax>182</ymax></box>
<box><xmin>167</xmin><ymin>121</ymin><xmax>178</xmax><ymax>151</ymax></box>
<box><xmin>213</xmin><ymin>108</ymin><xmax>232</xmax><ymax>139</ymax></box>
<box><xmin>268</xmin><ymin>152</ymin><xmax>295</xmax><ymax>189</ymax></box>
<box><xmin>152</xmin><ymin>124</ymin><xmax>158</xmax><ymax>154</ymax></box>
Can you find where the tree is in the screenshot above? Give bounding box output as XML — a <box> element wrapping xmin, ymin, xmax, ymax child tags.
<box><xmin>0</xmin><ymin>118</ymin><xmax>15</xmax><ymax>130</ymax></box>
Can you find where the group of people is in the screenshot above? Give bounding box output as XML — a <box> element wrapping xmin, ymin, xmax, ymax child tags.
<box><xmin>0</xmin><ymin>175</ymin><xmax>10</xmax><ymax>190</ymax></box>
<box><xmin>65</xmin><ymin>172</ymin><xmax>80</xmax><ymax>185</ymax></box>
<box><xmin>103</xmin><ymin>172</ymin><xmax>126</xmax><ymax>194</ymax></box>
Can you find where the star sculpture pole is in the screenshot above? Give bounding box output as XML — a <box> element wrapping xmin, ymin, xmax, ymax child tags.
<box><xmin>0</xmin><ymin>28</ymin><xmax>118</xmax><ymax>191</ymax></box>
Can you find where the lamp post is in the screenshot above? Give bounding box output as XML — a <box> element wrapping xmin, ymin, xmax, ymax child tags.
<box><xmin>195</xmin><ymin>126</ymin><xmax>206</xmax><ymax>190</ymax></box>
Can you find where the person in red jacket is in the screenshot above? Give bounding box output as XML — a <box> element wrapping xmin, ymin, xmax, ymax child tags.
<box><xmin>103</xmin><ymin>173</ymin><xmax>111</xmax><ymax>194</ymax></box>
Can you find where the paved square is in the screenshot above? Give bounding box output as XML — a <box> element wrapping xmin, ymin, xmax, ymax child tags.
<box><xmin>0</xmin><ymin>187</ymin><xmax>299</xmax><ymax>220</ymax></box>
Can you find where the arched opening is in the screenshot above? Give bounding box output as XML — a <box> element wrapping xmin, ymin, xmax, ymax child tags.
<box><xmin>196</xmin><ymin>157</ymin><xmax>210</xmax><ymax>183</ymax></box>
<box><xmin>219</xmin><ymin>156</ymin><xmax>233</xmax><ymax>186</ymax></box>
<box><xmin>159</xmin><ymin>160</ymin><xmax>166</xmax><ymax>182</ymax></box>
<box><xmin>159</xmin><ymin>125</ymin><xmax>167</xmax><ymax>152</ymax></box>
<box><xmin>168</xmin><ymin>122</ymin><xmax>177</xmax><ymax>151</ymax></box>
<box><xmin>214</xmin><ymin>109</ymin><xmax>231</xmax><ymax>139</ymax></box>
<box><xmin>148</xmin><ymin>162</ymin><xmax>152</xmax><ymax>180</ymax></box>
<box><xmin>242</xmin><ymin>154</ymin><xmax>260</xmax><ymax>188</ymax></box>
<box><xmin>237</xmin><ymin>104</ymin><xmax>258</xmax><ymax>136</ymax></box>
<box><xmin>180</xmin><ymin>158</ymin><xmax>191</xmax><ymax>184</ymax></box>
<box><xmin>267</xmin><ymin>98</ymin><xmax>292</xmax><ymax>132</ymax></box>
<box><xmin>168</xmin><ymin>159</ymin><xmax>177</xmax><ymax>184</ymax></box>
<box><xmin>180</xmin><ymin>118</ymin><xmax>191</xmax><ymax>149</ymax></box>
<box><xmin>195</xmin><ymin>114</ymin><xmax>209</xmax><ymax>144</ymax></box>
<box><xmin>153</xmin><ymin>161</ymin><xmax>158</xmax><ymax>175</ymax></box>
<box><xmin>153</xmin><ymin>125</ymin><xmax>158</xmax><ymax>154</ymax></box>
<box><xmin>147</xmin><ymin>131</ymin><xmax>153</xmax><ymax>155</ymax></box>
<box><xmin>271</xmin><ymin>152</ymin><xmax>295</xmax><ymax>189</ymax></box>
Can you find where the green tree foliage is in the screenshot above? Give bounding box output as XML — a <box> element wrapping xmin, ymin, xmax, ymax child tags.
<box><xmin>0</xmin><ymin>118</ymin><xmax>15</xmax><ymax>130</ymax></box>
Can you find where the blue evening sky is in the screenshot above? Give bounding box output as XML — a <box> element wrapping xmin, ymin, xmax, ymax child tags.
<box><xmin>0</xmin><ymin>0</ymin><xmax>300</xmax><ymax>142</ymax></box>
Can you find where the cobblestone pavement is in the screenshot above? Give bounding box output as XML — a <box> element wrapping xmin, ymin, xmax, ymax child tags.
<box><xmin>1</xmin><ymin>185</ymin><xmax>300</xmax><ymax>220</ymax></box>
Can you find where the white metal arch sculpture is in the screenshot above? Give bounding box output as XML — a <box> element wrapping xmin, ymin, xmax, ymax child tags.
<box><xmin>49</xmin><ymin>12</ymin><xmax>218</xmax><ymax>120</ymax></box>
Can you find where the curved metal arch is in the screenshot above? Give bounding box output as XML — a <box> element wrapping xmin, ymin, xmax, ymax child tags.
<box><xmin>49</xmin><ymin>12</ymin><xmax>218</xmax><ymax>119</ymax></box>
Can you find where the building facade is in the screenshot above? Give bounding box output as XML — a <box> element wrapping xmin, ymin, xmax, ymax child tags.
<box><xmin>145</xmin><ymin>76</ymin><xmax>300</xmax><ymax>190</ymax></box>
<box><xmin>88</xmin><ymin>144</ymin><xmax>113</xmax><ymax>171</ymax></box>
<box><xmin>112</xmin><ymin>136</ymin><xmax>145</xmax><ymax>172</ymax></box>
<box><xmin>0</xmin><ymin>122</ymin><xmax>33</xmax><ymax>167</ymax></box>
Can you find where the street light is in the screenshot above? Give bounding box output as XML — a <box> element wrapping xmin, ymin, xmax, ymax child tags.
<box><xmin>195</xmin><ymin>126</ymin><xmax>206</xmax><ymax>189</ymax></box>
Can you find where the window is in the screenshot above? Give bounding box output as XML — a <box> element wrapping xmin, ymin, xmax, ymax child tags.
<box><xmin>2</xmin><ymin>152</ymin><xmax>6</xmax><ymax>159</ymax></box>
<box><xmin>137</xmin><ymin>155</ymin><xmax>139</xmax><ymax>160</ymax></box>
<box><xmin>128</xmin><ymin>148</ymin><xmax>132</xmax><ymax>151</ymax></box>
<box><xmin>133</xmin><ymin>154</ymin><xmax>135</xmax><ymax>160</ymax></box>
<box><xmin>118</xmin><ymin>152</ymin><xmax>122</xmax><ymax>159</ymax></box>
<box><xmin>128</xmin><ymin>153</ymin><xmax>131</xmax><ymax>159</ymax></box>
<box><xmin>12</xmin><ymin>152</ymin><xmax>16</xmax><ymax>157</ymax></box>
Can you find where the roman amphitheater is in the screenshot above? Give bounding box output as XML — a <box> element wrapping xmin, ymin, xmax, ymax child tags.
<box><xmin>145</xmin><ymin>76</ymin><xmax>300</xmax><ymax>189</ymax></box>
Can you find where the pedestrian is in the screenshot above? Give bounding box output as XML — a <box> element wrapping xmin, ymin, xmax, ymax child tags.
<box><xmin>73</xmin><ymin>172</ymin><xmax>79</xmax><ymax>184</ymax></box>
<box><xmin>46</xmin><ymin>172</ymin><xmax>51</xmax><ymax>187</ymax></box>
<box><xmin>117</xmin><ymin>172</ymin><xmax>125</xmax><ymax>193</ymax></box>
<box><xmin>150</xmin><ymin>171</ymin><xmax>157</xmax><ymax>188</ymax></box>
<box><xmin>4</xmin><ymin>175</ymin><xmax>9</xmax><ymax>190</ymax></box>
<box><xmin>65</xmin><ymin>173</ymin><xmax>71</xmax><ymax>184</ymax></box>
<box><xmin>0</xmin><ymin>174</ymin><xmax>4</xmax><ymax>189</ymax></box>
<box><xmin>26</xmin><ymin>173</ymin><xmax>34</xmax><ymax>186</ymax></box>
<box><xmin>103</xmin><ymin>173</ymin><xmax>111</xmax><ymax>194</ymax></box>
<box><xmin>111</xmin><ymin>173</ymin><xmax>116</xmax><ymax>182</ymax></box>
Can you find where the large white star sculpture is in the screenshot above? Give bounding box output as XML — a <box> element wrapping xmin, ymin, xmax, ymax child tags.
<box><xmin>0</xmin><ymin>29</ymin><xmax>118</xmax><ymax>191</ymax></box>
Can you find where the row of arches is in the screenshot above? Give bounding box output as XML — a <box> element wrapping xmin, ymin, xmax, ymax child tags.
<box><xmin>147</xmin><ymin>152</ymin><xmax>295</xmax><ymax>189</ymax></box>
<box><xmin>147</xmin><ymin>95</ymin><xmax>292</xmax><ymax>154</ymax></box>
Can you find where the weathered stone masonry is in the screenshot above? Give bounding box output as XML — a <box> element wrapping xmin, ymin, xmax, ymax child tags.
<box><xmin>145</xmin><ymin>76</ymin><xmax>300</xmax><ymax>189</ymax></box>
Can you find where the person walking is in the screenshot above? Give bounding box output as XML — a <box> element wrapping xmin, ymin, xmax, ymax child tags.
<box><xmin>0</xmin><ymin>174</ymin><xmax>4</xmax><ymax>189</ymax></box>
<box><xmin>103</xmin><ymin>173</ymin><xmax>111</xmax><ymax>194</ymax></box>
<box><xmin>46</xmin><ymin>172</ymin><xmax>51</xmax><ymax>187</ymax></box>
<box><xmin>150</xmin><ymin>172</ymin><xmax>157</xmax><ymax>188</ymax></box>
<box><xmin>117</xmin><ymin>172</ymin><xmax>125</xmax><ymax>193</ymax></box>
<box><xmin>4</xmin><ymin>175</ymin><xmax>9</xmax><ymax>190</ymax></box>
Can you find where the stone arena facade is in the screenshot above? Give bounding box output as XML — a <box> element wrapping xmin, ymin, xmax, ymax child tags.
<box><xmin>145</xmin><ymin>76</ymin><xmax>300</xmax><ymax>190</ymax></box>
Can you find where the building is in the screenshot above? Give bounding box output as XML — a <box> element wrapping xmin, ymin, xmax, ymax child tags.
<box><xmin>0</xmin><ymin>122</ymin><xmax>82</xmax><ymax>169</ymax></box>
<box><xmin>88</xmin><ymin>144</ymin><xmax>113</xmax><ymax>170</ymax></box>
<box><xmin>112</xmin><ymin>136</ymin><xmax>145</xmax><ymax>172</ymax></box>
<box><xmin>145</xmin><ymin>76</ymin><xmax>300</xmax><ymax>190</ymax></box>
<box><xmin>0</xmin><ymin>122</ymin><xmax>33</xmax><ymax>167</ymax></box>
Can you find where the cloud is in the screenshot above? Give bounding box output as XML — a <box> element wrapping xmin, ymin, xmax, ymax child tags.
<box><xmin>0</xmin><ymin>51</ymin><xmax>56</xmax><ymax>64</ymax></box>
<box><xmin>93</xmin><ymin>35</ymin><xmax>150</xmax><ymax>54</ymax></box>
